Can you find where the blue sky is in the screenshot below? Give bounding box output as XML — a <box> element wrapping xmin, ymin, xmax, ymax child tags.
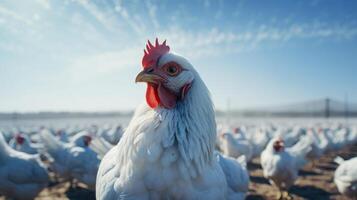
<box><xmin>0</xmin><ymin>0</ymin><xmax>357</xmax><ymax>112</ymax></box>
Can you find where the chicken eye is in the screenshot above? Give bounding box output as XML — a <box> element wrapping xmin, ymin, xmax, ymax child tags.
<box><xmin>163</xmin><ymin>63</ymin><xmax>181</xmax><ymax>76</ymax></box>
<box><xmin>167</xmin><ymin>66</ymin><xmax>178</xmax><ymax>75</ymax></box>
<box><xmin>162</xmin><ymin>62</ymin><xmax>182</xmax><ymax>76</ymax></box>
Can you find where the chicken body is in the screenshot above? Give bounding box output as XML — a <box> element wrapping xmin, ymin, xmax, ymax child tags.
<box><xmin>261</xmin><ymin>145</ymin><xmax>297</xmax><ymax>190</ymax></box>
<box><xmin>96</xmin><ymin>40</ymin><xmax>244</xmax><ymax>199</ymax></box>
<box><xmin>217</xmin><ymin>153</ymin><xmax>249</xmax><ymax>200</ymax></box>
<box><xmin>100</xmin><ymin>125</ymin><xmax>124</xmax><ymax>145</ymax></box>
<box><xmin>261</xmin><ymin>137</ymin><xmax>311</xmax><ymax>198</ymax></box>
<box><xmin>40</xmin><ymin>130</ymin><xmax>100</xmax><ymax>189</ymax></box>
<box><xmin>97</xmin><ymin>102</ymin><xmax>227</xmax><ymax>199</ymax></box>
<box><xmin>9</xmin><ymin>134</ymin><xmax>42</xmax><ymax>155</ymax></box>
<box><xmin>248</xmin><ymin>128</ymin><xmax>270</xmax><ymax>159</ymax></box>
<box><xmin>334</xmin><ymin>157</ymin><xmax>357</xmax><ymax>198</ymax></box>
<box><xmin>219</xmin><ymin>132</ymin><xmax>253</xmax><ymax>161</ymax></box>
<box><xmin>0</xmin><ymin>133</ymin><xmax>49</xmax><ymax>200</ymax></box>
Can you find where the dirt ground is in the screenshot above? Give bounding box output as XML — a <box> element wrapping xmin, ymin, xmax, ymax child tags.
<box><xmin>1</xmin><ymin>144</ymin><xmax>356</xmax><ymax>200</ymax></box>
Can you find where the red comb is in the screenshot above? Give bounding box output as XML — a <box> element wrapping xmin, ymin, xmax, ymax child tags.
<box><xmin>142</xmin><ymin>38</ymin><xmax>170</xmax><ymax>68</ymax></box>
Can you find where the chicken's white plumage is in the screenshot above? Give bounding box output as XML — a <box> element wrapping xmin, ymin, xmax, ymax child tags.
<box><xmin>40</xmin><ymin>129</ymin><xmax>100</xmax><ymax>189</ymax></box>
<box><xmin>40</xmin><ymin>129</ymin><xmax>72</xmax><ymax>180</ymax></box>
<box><xmin>286</xmin><ymin>135</ymin><xmax>312</xmax><ymax>168</ymax></box>
<box><xmin>305</xmin><ymin>129</ymin><xmax>327</xmax><ymax>161</ymax></box>
<box><xmin>334</xmin><ymin>157</ymin><xmax>357</xmax><ymax>198</ymax></box>
<box><xmin>101</xmin><ymin>125</ymin><xmax>124</xmax><ymax>145</ymax></box>
<box><xmin>219</xmin><ymin>132</ymin><xmax>253</xmax><ymax>161</ymax></box>
<box><xmin>248</xmin><ymin>128</ymin><xmax>270</xmax><ymax>159</ymax></box>
<box><xmin>9</xmin><ymin>134</ymin><xmax>43</xmax><ymax>155</ymax></box>
<box><xmin>69</xmin><ymin>146</ymin><xmax>100</xmax><ymax>189</ymax></box>
<box><xmin>90</xmin><ymin>136</ymin><xmax>114</xmax><ymax>159</ymax></box>
<box><xmin>96</xmin><ymin>49</ymin><xmax>243</xmax><ymax>199</ymax></box>
<box><xmin>70</xmin><ymin>130</ymin><xmax>92</xmax><ymax>147</ymax></box>
<box><xmin>261</xmin><ymin>137</ymin><xmax>311</xmax><ymax>194</ymax></box>
<box><xmin>217</xmin><ymin>153</ymin><xmax>249</xmax><ymax>200</ymax></box>
<box><xmin>0</xmin><ymin>132</ymin><xmax>49</xmax><ymax>200</ymax></box>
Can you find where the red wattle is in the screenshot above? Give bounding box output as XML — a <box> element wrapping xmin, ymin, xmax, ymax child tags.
<box><xmin>145</xmin><ymin>83</ymin><xmax>190</xmax><ymax>109</ymax></box>
<box><xmin>146</xmin><ymin>84</ymin><xmax>160</xmax><ymax>108</ymax></box>
<box><xmin>157</xmin><ymin>84</ymin><xmax>177</xmax><ymax>109</ymax></box>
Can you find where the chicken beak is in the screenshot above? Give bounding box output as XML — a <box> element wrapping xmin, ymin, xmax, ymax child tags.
<box><xmin>135</xmin><ymin>70</ymin><xmax>164</xmax><ymax>84</ymax></box>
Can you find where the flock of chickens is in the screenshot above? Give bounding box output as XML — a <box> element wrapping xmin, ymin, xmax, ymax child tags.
<box><xmin>0</xmin><ymin>39</ymin><xmax>356</xmax><ymax>200</ymax></box>
<box><xmin>0</xmin><ymin>122</ymin><xmax>356</xmax><ymax>199</ymax></box>
<box><xmin>0</xmin><ymin>125</ymin><xmax>123</xmax><ymax>199</ymax></box>
<box><xmin>217</xmin><ymin>123</ymin><xmax>357</xmax><ymax>199</ymax></box>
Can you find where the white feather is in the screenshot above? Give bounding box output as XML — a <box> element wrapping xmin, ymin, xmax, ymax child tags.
<box><xmin>96</xmin><ymin>53</ymin><xmax>241</xmax><ymax>199</ymax></box>
<box><xmin>0</xmin><ymin>132</ymin><xmax>49</xmax><ymax>200</ymax></box>
<box><xmin>334</xmin><ymin>157</ymin><xmax>357</xmax><ymax>198</ymax></box>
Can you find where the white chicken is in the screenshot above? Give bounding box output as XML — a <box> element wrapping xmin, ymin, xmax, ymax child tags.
<box><xmin>9</xmin><ymin>133</ymin><xmax>43</xmax><ymax>154</ymax></box>
<box><xmin>334</xmin><ymin>156</ymin><xmax>357</xmax><ymax>198</ymax></box>
<box><xmin>90</xmin><ymin>135</ymin><xmax>114</xmax><ymax>159</ymax></box>
<box><xmin>100</xmin><ymin>125</ymin><xmax>124</xmax><ymax>145</ymax></box>
<box><xmin>69</xmin><ymin>145</ymin><xmax>100</xmax><ymax>189</ymax></box>
<box><xmin>40</xmin><ymin>129</ymin><xmax>100</xmax><ymax>189</ymax></box>
<box><xmin>247</xmin><ymin>127</ymin><xmax>270</xmax><ymax>159</ymax></box>
<box><xmin>69</xmin><ymin>130</ymin><xmax>93</xmax><ymax>148</ymax></box>
<box><xmin>304</xmin><ymin>129</ymin><xmax>328</xmax><ymax>163</ymax></box>
<box><xmin>55</xmin><ymin>129</ymin><xmax>69</xmax><ymax>143</ymax></box>
<box><xmin>318</xmin><ymin>128</ymin><xmax>336</xmax><ymax>152</ymax></box>
<box><xmin>96</xmin><ymin>39</ymin><xmax>246</xmax><ymax>199</ymax></box>
<box><xmin>0</xmin><ymin>132</ymin><xmax>49</xmax><ymax>200</ymax></box>
<box><xmin>261</xmin><ymin>137</ymin><xmax>311</xmax><ymax>199</ymax></box>
<box><xmin>218</xmin><ymin>131</ymin><xmax>253</xmax><ymax>161</ymax></box>
<box><xmin>275</xmin><ymin>126</ymin><xmax>304</xmax><ymax>147</ymax></box>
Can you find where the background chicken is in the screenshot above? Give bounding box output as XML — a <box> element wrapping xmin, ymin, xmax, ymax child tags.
<box><xmin>218</xmin><ymin>131</ymin><xmax>253</xmax><ymax>161</ymax></box>
<box><xmin>247</xmin><ymin>127</ymin><xmax>270</xmax><ymax>159</ymax></box>
<box><xmin>40</xmin><ymin>129</ymin><xmax>100</xmax><ymax>189</ymax></box>
<box><xmin>99</xmin><ymin>125</ymin><xmax>124</xmax><ymax>145</ymax></box>
<box><xmin>90</xmin><ymin>136</ymin><xmax>114</xmax><ymax>159</ymax></box>
<box><xmin>334</xmin><ymin>156</ymin><xmax>357</xmax><ymax>198</ymax></box>
<box><xmin>9</xmin><ymin>133</ymin><xmax>43</xmax><ymax>155</ymax></box>
<box><xmin>261</xmin><ymin>137</ymin><xmax>311</xmax><ymax>199</ymax></box>
<box><xmin>0</xmin><ymin>132</ymin><xmax>49</xmax><ymax>200</ymax></box>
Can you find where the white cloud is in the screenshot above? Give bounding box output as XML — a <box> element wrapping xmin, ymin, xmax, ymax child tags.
<box><xmin>69</xmin><ymin>48</ymin><xmax>142</xmax><ymax>82</ymax></box>
<box><xmin>146</xmin><ymin>0</ymin><xmax>160</xmax><ymax>29</ymax></box>
<box><xmin>33</xmin><ymin>13</ymin><xmax>41</xmax><ymax>21</ymax></box>
<box><xmin>0</xmin><ymin>42</ymin><xmax>25</xmax><ymax>53</ymax></box>
<box><xmin>0</xmin><ymin>5</ymin><xmax>32</xmax><ymax>25</ymax></box>
<box><xmin>74</xmin><ymin>0</ymin><xmax>118</xmax><ymax>31</ymax></box>
<box><xmin>113</xmin><ymin>0</ymin><xmax>145</xmax><ymax>35</ymax></box>
<box><xmin>69</xmin><ymin>12</ymin><xmax>111</xmax><ymax>45</ymax></box>
<box><xmin>35</xmin><ymin>0</ymin><xmax>51</xmax><ymax>10</ymax></box>
<box><xmin>156</xmin><ymin>22</ymin><xmax>357</xmax><ymax>58</ymax></box>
